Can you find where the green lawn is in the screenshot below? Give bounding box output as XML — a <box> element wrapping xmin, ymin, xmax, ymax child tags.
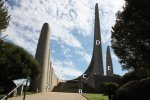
<box><xmin>83</xmin><ymin>93</ymin><xmax>108</xmax><ymax>100</ymax></box>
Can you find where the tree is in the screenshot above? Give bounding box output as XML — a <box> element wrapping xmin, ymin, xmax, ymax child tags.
<box><xmin>122</xmin><ymin>68</ymin><xmax>150</xmax><ymax>84</ymax></box>
<box><xmin>0</xmin><ymin>0</ymin><xmax>11</xmax><ymax>44</ymax></box>
<box><xmin>113</xmin><ymin>78</ymin><xmax>150</xmax><ymax>100</ymax></box>
<box><xmin>0</xmin><ymin>42</ymin><xmax>40</xmax><ymax>93</ymax></box>
<box><xmin>111</xmin><ymin>0</ymin><xmax>150</xmax><ymax>70</ymax></box>
<box><xmin>103</xmin><ymin>82</ymin><xmax>119</xmax><ymax>100</ymax></box>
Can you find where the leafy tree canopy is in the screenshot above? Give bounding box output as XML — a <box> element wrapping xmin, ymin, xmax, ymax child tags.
<box><xmin>111</xmin><ymin>0</ymin><xmax>150</xmax><ymax>70</ymax></box>
<box><xmin>122</xmin><ymin>68</ymin><xmax>150</xmax><ymax>83</ymax></box>
<box><xmin>0</xmin><ymin>0</ymin><xmax>10</xmax><ymax>32</ymax></box>
<box><xmin>0</xmin><ymin>0</ymin><xmax>10</xmax><ymax>44</ymax></box>
<box><xmin>0</xmin><ymin>42</ymin><xmax>40</xmax><ymax>88</ymax></box>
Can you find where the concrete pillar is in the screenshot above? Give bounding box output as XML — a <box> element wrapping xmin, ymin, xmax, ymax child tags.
<box><xmin>34</xmin><ymin>23</ymin><xmax>50</xmax><ymax>92</ymax></box>
<box><xmin>18</xmin><ymin>85</ymin><xmax>24</xmax><ymax>95</ymax></box>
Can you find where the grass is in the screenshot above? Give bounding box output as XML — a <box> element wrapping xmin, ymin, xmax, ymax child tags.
<box><xmin>83</xmin><ymin>93</ymin><xmax>108</xmax><ymax>100</ymax></box>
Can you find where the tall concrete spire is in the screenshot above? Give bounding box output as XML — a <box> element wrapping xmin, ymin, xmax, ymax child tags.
<box><xmin>83</xmin><ymin>3</ymin><xmax>104</xmax><ymax>90</ymax></box>
<box><xmin>35</xmin><ymin>23</ymin><xmax>50</xmax><ymax>92</ymax></box>
<box><xmin>106</xmin><ymin>45</ymin><xmax>114</xmax><ymax>76</ymax></box>
<box><xmin>93</xmin><ymin>3</ymin><xmax>104</xmax><ymax>75</ymax></box>
<box><xmin>84</xmin><ymin>3</ymin><xmax>103</xmax><ymax>76</ymax></box>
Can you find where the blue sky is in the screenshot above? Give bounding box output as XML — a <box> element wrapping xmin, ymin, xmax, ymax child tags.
<box><xmin>4</xmin><ymin>0</ymin><xmax>127</xmax><ymax>80</ymax></box>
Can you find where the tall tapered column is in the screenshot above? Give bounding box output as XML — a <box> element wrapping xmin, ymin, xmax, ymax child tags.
<box><xmin>35</xmin><ymin>23</ymin><xmax>50</xmax><ymax>92</ymax></box>
<box><xmin>83</xmin><ymin>3</ymin><xmax>104</xmax><ymax>90</ymax></box>
<box><xmin>93</xmin><ymin>3</ymin><xmax>104</xmax><ymax>75</ymax></box>
<box><xmin>106</xmin><ymin>45</ymin><xmax>114</xmax><ymax>76</ymax></box>
<box><xmin>84</xmin><ymin>3</ymin><xmax>104</xmax><ymax>76</ymax></box>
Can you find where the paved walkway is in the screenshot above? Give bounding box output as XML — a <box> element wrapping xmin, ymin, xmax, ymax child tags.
<box><xmin>9</xmin><ymin>92</ymin><xmax>87</xmax><ymax>100</ymax></box>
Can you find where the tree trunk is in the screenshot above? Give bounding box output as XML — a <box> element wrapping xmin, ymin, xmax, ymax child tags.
<box><xmin>108</xmin><ymin>94</ymin><xmax>112</xmax><ymax>100</ymax></box>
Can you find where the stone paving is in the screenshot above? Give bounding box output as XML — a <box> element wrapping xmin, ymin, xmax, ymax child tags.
<box><xmin>9</xmin><ymin>92</ymin><xmax>87</xmax><ymax>100</ymax></box>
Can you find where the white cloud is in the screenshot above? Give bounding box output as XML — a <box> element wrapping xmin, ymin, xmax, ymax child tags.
<box><xmin>61</xmin><ymin>33</ymin><xmax>82</xmax><ymax>48</ymax></box>
<box><xmin>52</xmin><ymin>59</ymin><xmax>83</xmax><ymax>80</ymax></box>
<box><xmin>77</xmin><ymin>50</ymin><xmax>92</xmax><ymax>64</ymax></box>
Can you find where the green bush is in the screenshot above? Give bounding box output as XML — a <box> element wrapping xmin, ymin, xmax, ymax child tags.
<box><xmin>113</xmin><ymin>78</ymin><xmax>150</xmax><ymax>100</ymax></box>
<box><xmin>0</xmin><ymin>42</ymin><xmax>40</xmax><ymax>93</ymax></box>
<box><xmin>122</xmin><ymin>68</ymin><xmax>150</xmax><ymax>84</ymax></box>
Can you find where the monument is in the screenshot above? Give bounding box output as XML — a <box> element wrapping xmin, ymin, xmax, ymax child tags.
<box><xmin>31</xmin><ymin>3</ymin><xmax>118</xmax><ymax>93</ymax></box>
<box><xmin>56</xmin><ymin>3</ymin><xmax>116</xmax><ymax>93</ymax></box>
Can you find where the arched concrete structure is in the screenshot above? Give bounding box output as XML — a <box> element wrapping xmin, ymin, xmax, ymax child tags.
<box><xmin>58</xmin><ymin>3</ymin><xmax>118</xmax><ymax>93</ymax></box>
<box><xmin>53</xmin><ymin>3</ymin><xmax>116</xmax><ymax>93</ymax></box>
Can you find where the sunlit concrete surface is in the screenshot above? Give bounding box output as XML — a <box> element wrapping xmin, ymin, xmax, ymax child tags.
<box><xmin>9</xmin><ymin>92</ymin><xmax>87</xmax><ymax>100</ymax></box>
